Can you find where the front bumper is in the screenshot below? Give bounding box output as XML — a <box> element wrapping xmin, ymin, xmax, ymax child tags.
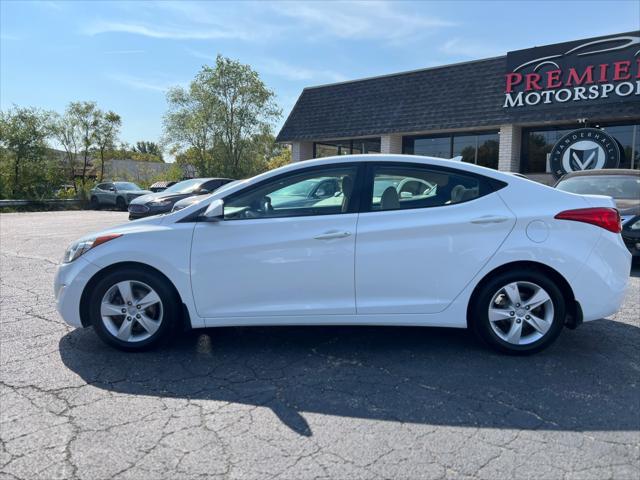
<box><xmin>54</xmin><ymin>257</ymin><xmax>101</xmax><ymax>328</ymax></box>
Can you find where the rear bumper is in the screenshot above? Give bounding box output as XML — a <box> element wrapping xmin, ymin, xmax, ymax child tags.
<box><xmin>572</xmin><ymin>232</ymin><xmax>632</xmax><ymax>322</ymax></box>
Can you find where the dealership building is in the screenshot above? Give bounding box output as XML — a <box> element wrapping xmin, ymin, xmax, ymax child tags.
<box><xmin>277</xmin><ymin>31</ymin><xmax>640</xmax><ymax>184</ymax></box>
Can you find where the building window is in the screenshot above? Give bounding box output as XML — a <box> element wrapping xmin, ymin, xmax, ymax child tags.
<box><xmin>314</xmin><ymin>138</ymin><xmax>380</xmax><ymax>158</ymax></box>
<box><xmin>522</xmin><ymin>123</ymin><xmax>640</xmax><ymax>174</ymax></box>
<box><xmin>403</xmin><ymin>131</ymin><xmax>499</xmax><ymax>169</ymax></box>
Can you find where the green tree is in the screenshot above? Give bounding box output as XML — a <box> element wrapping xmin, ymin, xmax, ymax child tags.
<box><xmin>94</xmin><ymin>111</ymin><xmax>121</xmax><ymax>181</ymax></box>
<box><xmin>0</xmin><ymin>106</ymin><xmax>53</xmax><ymax>197</ymax></box>
<box><xmin>134</xmin><ymin>141</ymin><xmax>163</xmax><ymax>160</ymax></box>
<box><xmin>53</xmin><ymin>101</ymin><xmax>101</xmax><ymax>195</ymax></box>
<box><xmin>163</xmin><ymin>54</ymin><xmax>281</xmax><ymax>178</ymax></box>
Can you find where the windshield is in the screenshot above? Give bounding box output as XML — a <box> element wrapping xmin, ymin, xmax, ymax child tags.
<box><xmin>164</xmin><ymin>179</ymin><xmax>204</xmax><ymax>194</ymax></box>
<box><xmin>556</xmin><ymin>175</ymin><xmax>640</xmax><ymax>200</ymax></box>
<box><xmin>114</xmin><ymin>182</ymin><xmax>141</xmax><ymax>190</ymax></box>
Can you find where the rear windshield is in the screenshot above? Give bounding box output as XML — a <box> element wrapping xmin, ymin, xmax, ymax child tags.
<box><xmin>556</xmin><ymin>175</ymin><xmax>640</xmax><ymax>200</ymax></box>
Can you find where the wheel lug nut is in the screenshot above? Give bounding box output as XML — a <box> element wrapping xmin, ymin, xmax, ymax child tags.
<box><xmin>525</xmin><ymin>315</ymin><xmax>531</xmax><ymax>320</ymax></box>
<box><xmin>136</xmin><ymin>305</ymin><xmax>141</xmax><ymax>309</ymax></box>
<box><xmin>516</xmin><ymin>318</ymin><xmax>522</xmax><ymax>324</ymax></box>
<box><xmin>126</xmin><ymin>316</ymin><xmax>131</xmax><ymax>321</ymax></box>
<box><xmin>509</xmin><ymin>311</ymin><xmax>515</xmax><ymax>316</ymax></box>
<box><xmin>121</xmin><ymin>308</ymin><xmax>126</xmax><ymax>314</ymax></box>
<box><xmin>127</xmin><ymin>301</ymin><xmax>132</xmax><ymax>306</ymax></box>
<box><xmin>525</xmin><ymin>306</ymin><xmax>530</xmax><ymax>310</ymax></box>
<box><xmin>136</xmin><ymin>314</ymin><xmax>141</xmax><ymax>319</ymax></box>
<box><xmin>516</xmin><ymin>303</ymin><xmax>520</xmax><ymax>307</ymax></box>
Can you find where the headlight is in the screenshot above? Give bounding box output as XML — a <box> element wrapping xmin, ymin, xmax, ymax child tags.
<box><xmin>148</xmin><ymin>199</ymin><xmax>171</xmax><ymax>207</ymax></box>
<box><xmin>62</xmin><ymin>234</ymin><xmax>122</xmax><ymax>263</ymax></box>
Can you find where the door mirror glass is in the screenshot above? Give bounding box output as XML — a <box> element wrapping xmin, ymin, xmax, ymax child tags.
<box><xmin>203</xmin><ymin>199</ymin><xmax>224</xmax><ymax>220</ymax></box>
<box><xmin>108</xmin><ymin>186</ymin><xmax>115</xmax><ymax>191</ymax></box>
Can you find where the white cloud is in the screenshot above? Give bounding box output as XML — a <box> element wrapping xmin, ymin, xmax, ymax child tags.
<box><xmin>83</xmin><ymin>21</ymin><xmax>256</xmax><ymax>41</ymax></box>
<box><xmin>103</xmin><ymin>49</ymin><xmax>145</xmax><ymax>55</ymax></box>
<box><xmin>269</xmin><ymin>1</ymin><xmax>455</xmax><ymax>42</ymax></box>
<box><xmin>259</xmin><ymin>59</ymin><xmax>347</xmax><ymax>83</ymax></box>
<box><xmin>108</xmin><ymin>73</ymin><xmax>183</xmax><ymax>93</ymax></box>
<box><xmin>440</xmin><ymin>38</ymin><xmax>503</xmax><ymax>59</ymax></box>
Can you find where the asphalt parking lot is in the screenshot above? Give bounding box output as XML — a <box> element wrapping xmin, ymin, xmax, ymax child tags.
<box><xmin>1</xmin><ymin>210</ymin><xmax>639</xmax><ymax>480</ymax></box>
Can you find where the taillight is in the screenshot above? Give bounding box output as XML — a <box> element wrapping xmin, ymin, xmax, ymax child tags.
<box><xmin>554</xmin><ymin>207</ymin><xmax>621</xmax><ymax>233</ymax></box>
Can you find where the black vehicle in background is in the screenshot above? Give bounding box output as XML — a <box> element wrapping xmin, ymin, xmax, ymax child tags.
<box><xmin>128</xmin><ymin>177</ymin><xmax>234</xmax><ymax>220</ymax></box>
<box><xmin>555</xmin><ymin>169</ymin><xmax>640</xmax><ymax>257</ymax></box>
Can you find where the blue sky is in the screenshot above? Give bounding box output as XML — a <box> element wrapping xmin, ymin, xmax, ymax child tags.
<box><xmin>2</xmin><ymin>0</ymin><xmax>639</xmax><ymax>152</ymax></box>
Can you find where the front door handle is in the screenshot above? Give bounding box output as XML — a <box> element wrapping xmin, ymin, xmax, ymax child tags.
<box><xmin>470</xmin><ymin>215</ymin><xmax>509</xmax><ymax>224</ymax></box>
<box><xmin>314</xmin><ymin>231</ymin><xmax>352</xmax><ymax>240</ymax></box>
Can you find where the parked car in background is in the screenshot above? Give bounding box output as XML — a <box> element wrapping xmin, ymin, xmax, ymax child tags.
<box><xmin>128</xmin><ymin>177</ymin><xmax>234</xmax><ymax>219</ymax></box>
<box><xmin>555</xmin><ymin>169</ymin><xmax>640</xmax><ymax>256</ymax></box>
<box><xmin>90</xmin><ymin>182</ymin><xmax>151</xmax><ymax>210</ymax></box>
<box><xmin>56</xmin><ymin>154</ymin><xmax>631</xmax><ymax>354</ymax></box>
<box><xmin>149</xmin><ymin>181</ymin><xmax>177</xmax><ymax>193</ymax></box>
<box><xmin>171</xmin><ymin>180</ymin><xmax>243</xmax><ymax>213</ymax></box>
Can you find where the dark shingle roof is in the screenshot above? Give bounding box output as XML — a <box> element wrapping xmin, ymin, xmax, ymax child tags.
<box><xmin>277</xmin><ymin>57</ymin><xmax>640</xmax><ymax>142</ymax></box>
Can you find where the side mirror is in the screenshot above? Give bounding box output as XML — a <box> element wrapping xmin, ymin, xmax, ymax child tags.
<box><xmin>109</xmin><ymin>187</ymin><xmax>115</xmax><ymax>192</ymax></box>
<box><xmin>203</xmin><ymin>198</ymin><xmax>224</xmax><ymax>221</ymax></box>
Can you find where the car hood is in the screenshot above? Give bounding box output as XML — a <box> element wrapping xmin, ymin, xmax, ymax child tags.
<box><xmin>130</xmin><ymin>191</ymin><xmax>192</xmax><ymax>205</ymax></box>
<box><xmin>78</xmin><ymin>215</ymin><xmax>167</xmax><ymax>243</ymax></box>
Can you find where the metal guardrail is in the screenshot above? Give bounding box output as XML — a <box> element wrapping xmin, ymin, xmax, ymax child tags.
<box><xmin>0</xmin><ymin>199</ymin><xmax>83</xmax><ymax>208</ymax></box>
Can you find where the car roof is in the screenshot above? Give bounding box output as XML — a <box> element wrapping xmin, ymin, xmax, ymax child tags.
<box><xmin>559</xmin><ymin>169</ymin><xmax>640</xmax><ymax>179</ymax></box>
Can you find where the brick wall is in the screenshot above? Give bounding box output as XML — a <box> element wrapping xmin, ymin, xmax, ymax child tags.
<box><xmin>291</xmin><ymin>142</ymin><xmax>313</xmax><ymax>162</ymax></box>
<box><xmin>498</xmin><ymin>124</ymin><xmax>522</xmax><ymax>172</ymax></box>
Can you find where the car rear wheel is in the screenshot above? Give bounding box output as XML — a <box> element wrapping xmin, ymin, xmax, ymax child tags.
<box><xmin>88</xmin><ymin>268</ymin><xmax>179</xmax><ymax>351</ymax></box>
<box><xmin>116</xmin><ymin>197</ymin><xmax>126</xmax><ymax>210</ymax></box>
<box><xmin>470</xmin><ymin>270</ymin><xmax>565</xmax><ymax>355</ymax></box>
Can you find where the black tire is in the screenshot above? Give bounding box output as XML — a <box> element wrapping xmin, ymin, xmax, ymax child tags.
<box><xmin>470</xmin><ymin>269</ymin><xmax>566</xmax><ymax>355</ymax></box>
<box><xmin>115</xmin><ymin>196</ymin><xmax>126</xmax><ymax>210</ymax></box>
<box><xmin>88</xmin><ymin>267</ymin><xmax>180</xmax><ymax>351</ymax></box>
<box><xmin>90</xmin><ymin>196</ymin><xmax>101</xmax><ymax>210</ymax></box>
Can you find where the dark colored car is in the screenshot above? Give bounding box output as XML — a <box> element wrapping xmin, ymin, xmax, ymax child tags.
<box><xmin>128</xmin><ymin>177</ymin><xmax>234</xmax><ymax>220</ymax></box>
<box><xmin>555</xmin><ymin>169</ymin><xmax>640</xmax><ymax>257</ymax></box>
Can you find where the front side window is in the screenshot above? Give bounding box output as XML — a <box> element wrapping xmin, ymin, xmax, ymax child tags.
<box><xmin>368</xmin><ymin>165</ymin><xmax>491</xmax><ymax>211</ymax></box>
<box><xmin>224</xmin><ymin>165</ymin><xmax>359</xmax><ymax>220</ymax></box>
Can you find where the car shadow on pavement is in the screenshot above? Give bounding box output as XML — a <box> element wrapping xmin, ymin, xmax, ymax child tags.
<box><xmin>59</xmin><ymin>321</ymin><xmax>640</xmax><ymax>437</ymax></box>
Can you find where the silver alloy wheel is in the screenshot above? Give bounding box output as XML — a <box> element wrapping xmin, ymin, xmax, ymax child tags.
<box><xmin>487</xmin><ymin>281</ymin><xmax>554</xmax><ymax>346</ymax></box>
<box><xmin>100</xmin><ymin>280</ymin><xmax>163</xmax><ymax>343</ymax></box>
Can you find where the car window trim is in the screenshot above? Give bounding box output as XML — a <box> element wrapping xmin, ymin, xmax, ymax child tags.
<box><xmin>218</xmin><ymin>162</ymin><xmax>366</xmax><ymax>221</ymax></box>
<box><xmin>360</xmin><ymin>161</ymin><xmax>507</xmax><ymax>214</ymax></box>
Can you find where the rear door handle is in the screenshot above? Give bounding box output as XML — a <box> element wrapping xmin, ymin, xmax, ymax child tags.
<box><xmin>314</xmin><ymin>231</ymin><xmax>352</xmax><ymax>240</ymax></box>
<box><xmin>470</xmin><ymin>215</ymin><xmax>509</xmax><ymax>224</ymax></box>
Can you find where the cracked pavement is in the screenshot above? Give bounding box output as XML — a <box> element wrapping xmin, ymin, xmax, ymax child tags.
<box><xmin>1</xmin><ymin>210</ymin><xmax>639</xmax><ymax>480</ymax></box>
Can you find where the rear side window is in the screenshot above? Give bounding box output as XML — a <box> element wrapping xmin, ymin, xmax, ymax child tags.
<box><xmin>368</xmin><ymin>164</ymin><xmax>497</xmax><ymax>211</ymax></box>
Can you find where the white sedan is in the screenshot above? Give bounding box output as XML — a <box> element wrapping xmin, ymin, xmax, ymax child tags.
<box><xmin>54</xmin><ymin>155</ymin><xmax>631</xmax><ymax>354</ymax></box>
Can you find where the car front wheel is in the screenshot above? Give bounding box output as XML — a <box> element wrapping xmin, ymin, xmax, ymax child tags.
<box><xmin>88</xmin><ymin>268</ymin><xmax>179</xmax><ymax>351</ymax></box>
<box><xmin>471</xmin><ymin>270</ymin><xmax>566</xmax><ymax>355</ymax></box>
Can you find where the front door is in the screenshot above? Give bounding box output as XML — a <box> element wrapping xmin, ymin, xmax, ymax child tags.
<box><xmin>190</xmin><ymin>164</ymin><xmax>363</xmax><ymax>319</ymax></box>
<box><xmin>355</xmin><ymin>162</ymin><xmax>515</xmax><ymax>315</ymax></box>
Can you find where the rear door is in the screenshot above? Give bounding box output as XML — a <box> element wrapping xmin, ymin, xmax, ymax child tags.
<box><xmin>355</xmin><ymin>162</ymin><xmax>515</xmax><ymax>314</ymax></box>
